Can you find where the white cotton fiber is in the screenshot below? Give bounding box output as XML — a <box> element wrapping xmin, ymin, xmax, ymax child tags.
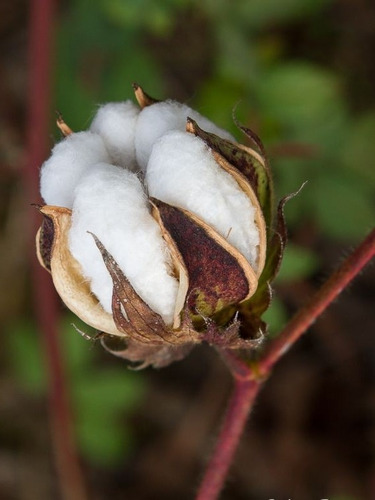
<box><xmin>90</xmin><ymin>101</ymin><xmax>140</xmax><ymax>171</ymax></box>
<box><xmin>69</xmin><ymin>163</ymin><xmax>178</xmax><ymax>325</ymax></box>
<box><xmin>40</xmin><ymin>131</ymin><xmax>110</xmax><ymax>208</ymax></box>
<box><xmin>135</xmin><ymin>100</ymin><xmax>235</xmax><ymax>171</ymax></box>
<box><xmin>146</xmin><ymin>131</ymin><xmax>260</xmax><ymax>267</ymax></box>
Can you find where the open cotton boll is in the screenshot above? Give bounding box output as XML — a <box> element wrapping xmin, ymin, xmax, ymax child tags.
<box><xmin>90</xmin><ymin>101</ymin><xmax>140</xmax><ymax>171</ymax></box>
<box><xmin>135</xmin><ymin>100</ymin><xmax>235</xmax><ymax>171</ymax></box>
<box><xmin>146</xmin><ymin>131</ymin><xmax>260</xmax><ymax>268</ymax></box>
<box><xmin>40</xmin><ymin>131</ymin><xmax>110</xmax><ymax>208</ymax></box>
<box><xmin>69</xmin><ymin>163</ymin><xmax>179</xmax><ymax>325</ymax></box>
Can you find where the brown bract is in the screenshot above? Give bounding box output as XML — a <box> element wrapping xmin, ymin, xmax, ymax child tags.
<box><xmin>36</xmin><ymin>206</ymin><xmax>121</xmax><ymax>337</ymax></box>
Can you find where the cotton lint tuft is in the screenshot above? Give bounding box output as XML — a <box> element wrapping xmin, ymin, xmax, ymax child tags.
<box><xmin>69</xmin><ymin>163</ymin><xmax>179</xmax><ymax>325</ymax></box>
<box><xmin>135</xmin><ymin>100</ymin><xmax>235</xmax><ymax>171</ymax></box>
<box><xmin>146</xmin><ymin>131</ymin><xmax>260</xmax><ymax>267</ymax></box>
<box><xmin>90</xmin><ymin>101</ymin><xmax>140</xmax><ymax>171</ymax></box>
<box><xmin>40</xmin><ymin>131</ymin><xmax>110</xmax><ymax>208</ymax></box>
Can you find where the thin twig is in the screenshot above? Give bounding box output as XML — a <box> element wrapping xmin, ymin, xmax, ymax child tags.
<box><xmin>259</xmin><ymin>227</ymin><xmax>375</xmax><ymax>375</ymax></box>
<box><xmin>197</xmin><ymin>227</ymin><xmax>375</xmax><ymax>499</ymax></box>
<box><xmin>195</xmin><ymin>379</ymin><xmax>261</xmax><ymax>500</ymax></box>
<box><xmin>26</xmin><ymin>1</ymin><xmax>88</xmax><ymax>499</ymax></box>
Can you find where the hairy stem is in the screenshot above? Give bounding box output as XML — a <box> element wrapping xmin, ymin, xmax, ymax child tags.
<box><xmin>26</xmin><ymin>1</ymin><xmax>87</xmax><ymax>499</ymax></box>
<box><xmin>259</xmin><ymin>227</ymin><xmax>375</xmax><ymax>375</ymax></box>
<box><xmin>196</xmin><ymin>379</ymin><xmax>261</xmax><ymax>500</ymax></box>
<box><xmin>197</xmin><ymin>227</ymin><xmax>375</xmax><ymax>499</ymax></box>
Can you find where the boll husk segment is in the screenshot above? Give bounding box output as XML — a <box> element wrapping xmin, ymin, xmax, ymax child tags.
<box><xmin>36</xmin><ymin>85</ymin><xmax>286</xmax><ymax>368</ymax></box>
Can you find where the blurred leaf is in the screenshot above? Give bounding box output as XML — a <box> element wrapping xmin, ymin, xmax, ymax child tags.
<box><xmin>101</xmin><ymin>0</ymin><xmax>190</xmax><ymax>34</ymax></box>
<box><xmin>276</xmin><ymin>244</ymin><xmax>319</xmax><ymax>282</ymax></box>
<box><xmin>76</xmin><ymin>416</ymin><xmax>133</xmax><ymax>466</ymax></box>
<box><xmin>100</xmin><ymin>48</ymin><xmax>163</xmax><ymax>104</ymax></box>
<box><xmin>262</xmin><ymin>296</ymin><xmax>288</xmax><ymax>336</ymax></box>
<box><xmin>256</xmin><ymin>62</ymin><xmax>347</xmax><ymax>146</ymax></box>
<box><xmin>6</xmin><ymin>320</ymin><xmax>46</xmax><ymax>394</ymax></box>
<box><xmin>202</xmin><ymin>0</ymin><xmax>333</xmax><ymax>29</ymax></box>
<box><xmin>341</xmin><ymin>112</ymin><xmax>375</xmax><ymax>185</ymax></box>
<box><xmin>60</xmin><ymin>315</ymin><xmax>95</xmax><ymax>375</ymax></box>
<box><xmin>73</xmin><ymin>369</ymin><xmax>145</xmax><ymax>465</ymax></box>
<box><xmin>195</xmin><ymin>78</ymin><xmax>245</xmax><ymax>136</ymax></box>
<box><xmin>8</xmin><ymin>313</ymin><xmax>147</xmax><ymax>465</ymax></box>
<box><xmin>311</xmin><ymin>173</ymin><xmax>375</xmax><ymax>240</ymax></box>
<box><xmin>235</xmin><ymin>0</ymin><xmax>333</xmax><ymax>29</ymax></box>
<box><xmin>214</xmin><ymin>24</ymin><xmax>260</xmax><ymax>85</ymax></box>
<box><xmin>73</xmin><ymin>370</ymin><xmax>145</xmax><ymax>418</ymax></box>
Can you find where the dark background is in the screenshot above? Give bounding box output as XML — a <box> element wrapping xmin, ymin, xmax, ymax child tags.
<box><xmin>1</xmin><ymin>0</ymin><xmax>375</xmax><ymax>498</ymax></box>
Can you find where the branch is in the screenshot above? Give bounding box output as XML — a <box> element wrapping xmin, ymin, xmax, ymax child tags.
<box><xmin>197</xmin><ymin>227</ymin><xmax>375</xmax><ymax>500</ymax></box>
<box><xmin>259</xmin><ymin>227</ymin><xmax>375</xmax><ymax>375</ymax></box>
<box><xmin>195</xmin><ymin>379</ymin><xmax>261</xmax><ymax>500</ymax></box>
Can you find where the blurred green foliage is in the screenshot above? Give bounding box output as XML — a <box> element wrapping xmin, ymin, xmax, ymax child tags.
<box><xmin>7</xmin><ymin>315</ymin><xmax>146</xmax><ymax>466</ymax></box>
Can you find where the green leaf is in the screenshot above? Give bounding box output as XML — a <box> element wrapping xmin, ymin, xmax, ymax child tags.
<box><xmin>194</xmin><ymin>78</ymin><xmax>246</xmax><ymax>136</ymax></box>
<box><xmin>76</xmin><ymin>416</ymin><xmax>133</xmax><ymax>466</ymax></box>
<box><xmin>311</xmin><ymin>174</ymin><xmax>375</xmax><ymax>240</ymax></box>
<box><xmin>60</xmin><ymin>315</ymin><xmax>96</xmax><ymax>375</ymax></box>
<box><xmin>340</xmin><ymin>112</ymin><xmax>375</xmax><ymax>185</ymax></box>
<box><xmin>73</xmin><ymin>370</ymin><xmax>145</xmax><ymax>418</ymax></box>
<box><xmin>73</xmin><ymin>370</ymin><xmax>145</xmax><ymax>465</ymax></box>
<box><xmin>235</xmin><ymin>0</ymin><xmax>333</xmax><ymax>29</ymax></box>
<box><xmin>262</xmin><ymin>297</ymin><xmax>288</xmax><ymax>337</ymax></box>
<box><xmin>6</xmin><ymin>320</ymin><xmax>46</xmax><ymax>394</ymax></box>
<box><xmin>256</xmin><ymin>63</ymin><xmax>346</xmax><ymax>145</ymax></box>
<box><xmin>276</xmin><ymin>244</ymin><xmax>319</xmax><ymax>282</ymax></box>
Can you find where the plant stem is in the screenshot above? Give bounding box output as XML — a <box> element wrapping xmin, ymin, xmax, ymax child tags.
<box><xmin>259</xmin><ymin>227</ymin><xmax>375</xmax><ymax>375</ymax></box>
<box><xmin>197</xmin><ymin>227</ymin><xmax>375</xmax><ymax>499</ymax></box>
<box><xmin>26</xmin><ymin>1</ymin><xmax>88</xmax><ymax>499</ymax></box>
<box><xmin>195</xmin><ymin>379</ymin><xmax>262</xmax><ymax>500</ymax></box>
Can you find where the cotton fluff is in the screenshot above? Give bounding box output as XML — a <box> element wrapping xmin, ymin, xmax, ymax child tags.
<box><xmin>69</xmin><ymin>163</ymin><xmax>179</xmax><ymax>325</ymax></box>
<box><xmin>135</xmin><ymin>100</ymin><xmax>235</xmax><ymax>171</ymax></box>
<box><xmin>90</xmin><ymin>101</ymin><xmax>140</xmax><ymax>171</ymax></box>
<box><xmin>146</xmin><ymin>131</ymin><xmax>260</xmax><ymax>268</ymax></box>
<box><xmin>40</xmin><ymin>131</ymin><xmax>110</xmax><ymax>208</ymax></box>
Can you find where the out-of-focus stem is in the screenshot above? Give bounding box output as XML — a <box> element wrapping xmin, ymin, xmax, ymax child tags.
<box><xmin>26</xmin><ymin>1</ymin><xmax>87</xmax><ymax>499</ymax></box>
<box><xmin>197</xmin><ymin>227</ymin><xmax>375</xmax><ymax>500</ymax></box>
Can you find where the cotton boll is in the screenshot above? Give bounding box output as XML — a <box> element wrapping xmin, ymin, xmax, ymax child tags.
<box><xmin>146</xmin><ymin>131</ymin><xmax>260</xmax><ymax>267</ymax></box>
<box><xmin>90</xmin><ymin>101</ymin><xmax>140</xmax><ymax>171</ymax></box>
<box><xmin>69</xmin><ymin>163</ymin><xmax>179</xmax><ymax>325</ymax></box>
<box><xmin>135</xmin><ymin>100</ymin><xmax>235</xmax><ymax>171</ymax></box>
<box><xmin>40</xmin><ymin>131</ymin><xmax>110</xmax><ymax>208</ymax></box>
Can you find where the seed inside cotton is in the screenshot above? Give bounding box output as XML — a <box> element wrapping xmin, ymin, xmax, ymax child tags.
<box><xmin>90</xmin><ymin>101</ymin><xmax>140</xmax><ymax>171</ymax></box>
<box><xmin>135</xmin><ymin>100</ymin><xmax>235</xmax><ymax>171</ymax></box>
<box><xmin>146</xmin><ymin>131</ymin><xmax>260</xmax><ymax>268</ymax></box>
<box><xmin>40</xmin><ymin>131</ymin><xmax>110</xmax><ymax>208</ymax></box>
<box><xmin>69</xmin><ymin>163</ymin><xmax>179</xmax><ymax>325</ymax></box>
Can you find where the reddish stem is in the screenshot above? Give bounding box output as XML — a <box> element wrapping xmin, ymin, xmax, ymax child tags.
<box><xmin>259</xmin><ymin>227</ymin><xmax>375</xmax><ymax>375</ymax></box>
<box><xmin>195</xmin><ymin>379</ymin><xmax>261</xmax><ymax>500</ymax></box>
<box><xmin>197</xmin><ymin>227</ymin><xmax>375</xmax><ymax>500</ymax></box>
<box><xmin>26</xmin><ymin>1</ymin><xmax>87</xmax><ymax>499</ymax></box>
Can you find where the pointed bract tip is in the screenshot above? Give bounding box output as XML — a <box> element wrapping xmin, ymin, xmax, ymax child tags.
<box><xmin>56</xmin><ymin>110</ymin><xmax>73</xmax><ymax>136</ymax></box>
<box><xmin>185</xmin><ymin>116</ymin><xmax>196</xmax><ymax>134</ymax></box>
<box><xmin>133</xmin><ymin>84</ymin><xmax>159</xmax><ymax>109</ymax></box>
